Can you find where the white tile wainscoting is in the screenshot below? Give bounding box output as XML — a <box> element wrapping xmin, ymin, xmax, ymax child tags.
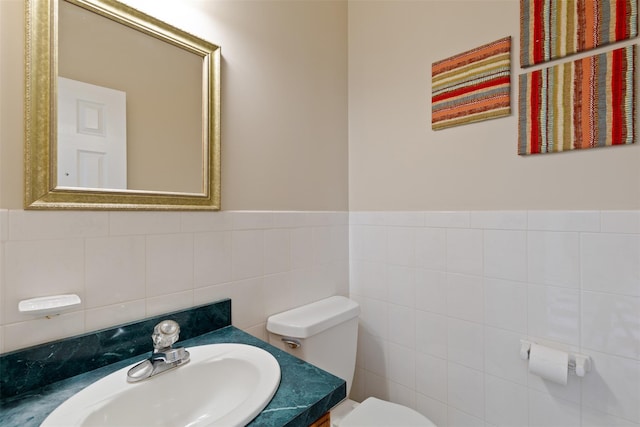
<box><xmin>349</xmin><ymin>211</ymin><xmax>640</xmax><ymax>427</ymax></box>
<box><xmin>0</xmin><ymin>209</ymin><xmax>638</xmax><ymax>427</ymax></box>
<box><xmin>0</xmin><ymin>210</ymin><xmax>349</xmax><ymax>353</ymax></box>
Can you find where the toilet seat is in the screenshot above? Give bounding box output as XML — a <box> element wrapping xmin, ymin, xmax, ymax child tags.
<box><xmin>339</xmin><ymin>397</ymin><xmax>437</xmax><ymax>427</ymax></box>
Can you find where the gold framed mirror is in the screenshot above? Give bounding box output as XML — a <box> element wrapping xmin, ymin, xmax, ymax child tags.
<box><xmin>25</xmin><ymin>0</ymin><xmax>221</xmax><ymax>210</ymax></box>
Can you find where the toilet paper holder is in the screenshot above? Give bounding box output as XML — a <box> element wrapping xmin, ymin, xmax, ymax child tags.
<box><xmin>519</xmin><ymin>339</ymin><xmax>591</xmax><ymax>378</ymax></box>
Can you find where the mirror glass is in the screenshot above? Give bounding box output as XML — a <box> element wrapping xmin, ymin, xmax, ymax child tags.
<box><xmin>25</xmin><ymin>0</ymin><xmax>221</xmax><ymax>210</ymax></box>
<box><xmin>58</xmin><ymin>0</ymin><xmax>204</xmax><ymax>194</ymax></box>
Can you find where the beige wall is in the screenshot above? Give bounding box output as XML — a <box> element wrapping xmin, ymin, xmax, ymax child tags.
<box><xmin>123</xmin><ymin>0</ymin><xmax>350</xmax><ymax>210</ymax></box>
<box><xmin>6</xmin><ymin>0</ymin><xmax>636</xmax><ymax>212</ymax></box>
<box><xmin>0</xmin><ymin>0</ymin><xmax>24</xmax><ymax>208</ymax></box>
<box><xmin>0</xmin><ymin>0</ymin><xmax>349</xmax><ymax>210</ymax></box>
<box><xmin>348</xmin><ymin>0</ymin><xmax>640</xmax><ymax>210</ymax></box>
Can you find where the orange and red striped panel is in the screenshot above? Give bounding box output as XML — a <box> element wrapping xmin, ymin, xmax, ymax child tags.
<box><xmin>521</xmin><ymin>0</ymin><xmax>638</xmax><ymax>67</ymax></box>
<box><xmin>518</xmin><ymin>45</ymin><xmax>635</xmax><ymax>155</ymax></box>
<box><xmin>432</xmin><ymin>37</ymin><xmax>511</xmax><ymax>130</ymax></box>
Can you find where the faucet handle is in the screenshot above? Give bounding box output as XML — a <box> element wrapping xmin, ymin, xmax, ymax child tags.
<box><xmin>152</xmin><ymin>319</ymin><xmax>180</xmax><ymax>350</ymax></box>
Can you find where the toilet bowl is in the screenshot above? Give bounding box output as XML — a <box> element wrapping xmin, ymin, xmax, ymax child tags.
<box><xmin>266</xmin><ymin>296</ymin><xmax>437</xmax><ymax>427</ymax></box>
<box><xmin>334</xmin><ymin>398</ymin><xmax>436</xmax><ymax>427</ymax></box>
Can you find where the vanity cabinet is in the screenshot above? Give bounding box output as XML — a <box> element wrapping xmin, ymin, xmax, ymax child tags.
<box><xmin>309</xmin><ymin>412</ymin><xmax>330</xmax><ymax>427</ymax></box>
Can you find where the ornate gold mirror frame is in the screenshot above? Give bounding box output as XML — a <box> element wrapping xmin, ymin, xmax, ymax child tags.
<box><xmin>24</xmin><ymin>0</ymin><xmax>221</xmax><ymax>210</ymax></box>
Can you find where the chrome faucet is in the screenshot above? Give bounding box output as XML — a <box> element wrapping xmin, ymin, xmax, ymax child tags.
<box><xmin>127</xmin><ymin>320</ymin><xmax>190</xmax><ymax>382</ymax></box>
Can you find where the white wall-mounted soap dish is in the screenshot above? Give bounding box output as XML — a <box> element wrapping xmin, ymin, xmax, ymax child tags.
<box><xmin>18</xmin><ymin>294</ymin><xmax>82</xmax><ymax>317</ymax></box>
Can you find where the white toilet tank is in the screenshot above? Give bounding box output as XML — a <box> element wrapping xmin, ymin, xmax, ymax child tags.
<box><xmin>266</xmin><ymin>296</ymin><xmax>360</xmax><ymax>395</ymax></box>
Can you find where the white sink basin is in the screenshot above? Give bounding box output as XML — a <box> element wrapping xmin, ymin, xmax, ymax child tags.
<box><xmin>41</xmin><ymin>343</ymin><xmax>281</xmax><ymax>427</ymax></box>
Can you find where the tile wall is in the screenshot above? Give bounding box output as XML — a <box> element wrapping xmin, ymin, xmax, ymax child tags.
<box><xmin>350</xmin><ymin>211</ymin><xmax>640</xmax><ymax>427</ymax></box>
<box><xmin>0</xmin><ymin>210</ymin><xmax>349</xmax><ymax>353</ymax></box>
<box><xmin>1</xmin><ymin>208</ymin><xmax>638</xmax><ymax>427</ymax></box>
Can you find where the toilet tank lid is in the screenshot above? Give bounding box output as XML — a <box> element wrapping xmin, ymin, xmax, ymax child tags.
<box><xmin>266</xmin><ymin>296</ymin><xmax>360</xmax><ymax>339</ymax></box>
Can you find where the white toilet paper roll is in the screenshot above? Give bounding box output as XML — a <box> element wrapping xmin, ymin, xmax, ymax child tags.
<box><xmin>528</xmin><ymin>343</ymin><xmax>569</xmax><ymax>385</ymax></box>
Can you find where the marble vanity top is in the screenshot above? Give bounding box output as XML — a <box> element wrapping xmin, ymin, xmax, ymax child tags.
<box><xmin>0</xmin><ymin>299</ymin><xmax>346</xmax><ymax>427</ymax></box>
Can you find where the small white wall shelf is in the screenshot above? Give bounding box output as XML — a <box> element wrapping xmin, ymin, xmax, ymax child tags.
<box><xmin>18</xmin><ymin>294</ymin><xmax>81</xmax><ymax>316</ymax></box>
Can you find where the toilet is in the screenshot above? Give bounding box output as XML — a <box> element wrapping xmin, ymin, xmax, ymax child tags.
<box><xmin>266</xmin><ymin>296</ymin><xmax>437</xmax><ymax>427</ymax></box>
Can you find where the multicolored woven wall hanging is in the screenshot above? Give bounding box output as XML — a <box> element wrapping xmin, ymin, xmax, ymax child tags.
<box><xmin>518</xmin><ymin>45</ymin><xmax>636</xmax><ymax>155</ymax></box>
<box><xmin>432</xmin><ymin>37</ymin><xmax>511</xmax><ymax>130</ymax></box>
<box><xmin>520</xmin><ymin>0</ymin><xmax>638</xmax><ymax>67</ymax></box>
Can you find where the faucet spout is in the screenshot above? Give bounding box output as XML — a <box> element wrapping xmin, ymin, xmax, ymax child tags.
<box><xmin>151</xmin><ymin>347</ymin><xmax>190</xmax><ymax>364</ymax></box>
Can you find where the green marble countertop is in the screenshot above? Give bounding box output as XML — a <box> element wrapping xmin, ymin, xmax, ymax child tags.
<box><xmin>0</xmin><ymin>301</ymin><xmax>346</xmax><ymax>427</ymax></box>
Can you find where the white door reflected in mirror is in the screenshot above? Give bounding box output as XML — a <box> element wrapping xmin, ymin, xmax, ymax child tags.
<box><xmin>57</xmin><ymin>77</ymin><xmax>127</xmax><ymax>189</ymax></box>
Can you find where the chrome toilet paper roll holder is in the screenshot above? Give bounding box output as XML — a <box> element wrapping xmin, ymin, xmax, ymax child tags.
<box><xmin>520</xmin><ymin>339</ymin><xmax>592</xmax><ymax>378</ymax></box>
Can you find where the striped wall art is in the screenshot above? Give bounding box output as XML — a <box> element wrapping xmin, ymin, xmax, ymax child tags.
<box><xmin>518</xmin><ymin>45</ymin><xmax>635</xmax><ymax>155</ymax></box>
<box><xmin>432</xmin><ymin>37</ymin><xmax>511</xmax><ymax>130</ymax></box>
<box><xmin>521</xmin><ymin>0</ymin><xmax>638</xmax><ymax>67</ymax></box>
